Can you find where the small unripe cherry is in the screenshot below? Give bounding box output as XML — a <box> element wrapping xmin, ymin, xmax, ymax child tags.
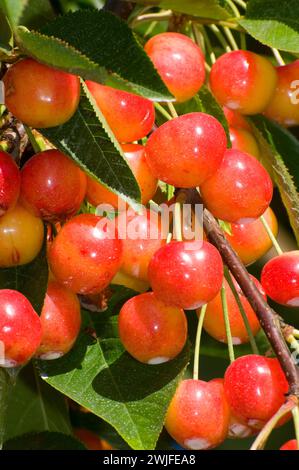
<box><xmin>20</xmin><ymin>149</ymin><xmax>87</xmax><ymax>222</ymax></box>
<box><xmin>35</xmin><ymin>281</ymin><xmax>81</xmax><ymax>360</ymax></box>
<box><xmin>229</xmin><ymin>127</ymin><xmax>260</xmax><ymax>160</ymax></box>
<box><xmin>261</xmin><ymin>251</ymin><xmax>299</xmax><ymax>306</ymax></box>
<box><xmin>3</xmin><ymin>58</ymin><xmax>80</xmax><ymax>128</ymax></box>
<box><xmin>0</xmin><ymin>151</ymin><xmax>21</xmax><ymax>215</ymax></box>
<box><xmin>225</xmin><ymin>207</ymin><xmax>278</xmax><ymax>266</ymax></box>
<box><xmin>144</xmin><ymin>32</ymin><xmax>205</xmax><ymax>102</ymax></box>
<box><xmin>118</xmin><ymin>292</ymin><xmax>187</xmax><ymax>364</ymax></box>
<box><xmin>145</xmin><ymin>112</ymin><xmax>227</xmax><ymax>188</ymax></box>
<box><xmin>209</xmin><ymin>51</ymin><xmax>277</xmax><ymax>115</ymax></box>
<box><xmin>0</xmin><ymin>289</ymin><xmax>42</xmax><ymax>367</ymax></box>
<box><xmin>223</xmin><ymin>107</ymin><xmax>252</xmax><ymax>131</ymax></box>
<box><xmin>148</xmin><ymin>240</ymin><xmax>223</xmax><ymax>310</ymax></box>
<box><xmin>48</xmin><ymin>213</ymin><xmax>122</xmax><ymax>294</ymax></box>
<box><xmin>265</xmin><ymin>60</ymin><xmax>299</xmax><ymax>127</ymax></box>
<box><xmin>165</xmin><ymin>379</ymin><xmax>230</xmax><ymax>450</ymax></box>
<box><xmin>86</xmin><ymin>144</ymin><xmax>157</xmax><ymax>208</ymax></box>
<box><xmin>0</xmin><ymin>203</ymin><xmax>44</xmax><ymax>267</ymax></box>
<box><xmin>111</xmin><ymin>270</ymin><xmax>150</xmax><ymax>293</ymax></box>
<box><xmin>202</xmin><ymin>275</ymin><xmax>264</xmax><ymax>345</ymax></box>
<box><xmin>280</xmin><ymin>440</ymin><xmax>298</xmax><ymax>450</ymax></box>
<box><xmin>201</xmin><ymin>149</ymin><xmax>273</xmax><ymax>223</ymax></box>
<box><xmin>85</xmin><ymin>81</ymin><xmax>155</xmax><ymax>143</ymax></box>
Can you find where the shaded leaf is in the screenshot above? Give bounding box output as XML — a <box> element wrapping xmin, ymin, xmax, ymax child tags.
<box><xmin>0</xmin><ymin>369</ymin><xmax>13</xmax><ymax>449</ymax></box>
<box><xmin>128</xmin><ymin>0</ymin><xmax>230</xmax><ymax>19</ymax></box>
<box><xmin>0</xmin><ymin>0</ymin><xmax>54</xmax><ymax>29</ymax></box>
<box><xmin>4</xmin><ymin>431</ymin><xmax>86</xmax><ymax>450</ymax></box>
<box><xmin>0</xmin><ymin>8</ymin><xmax>13</xmax><ymax>52</ymax></box>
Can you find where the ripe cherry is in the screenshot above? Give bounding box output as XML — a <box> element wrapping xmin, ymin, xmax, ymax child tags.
<box><xmin>210</xmin><ymin>51</ymin><xmax>277</xmax><ymax>115</ymax></box>
<box><xmin>144</xmin><ymin>32</ymin><xmax>205</xmax><ymax>102</ymax></box>
<box><xmin>165</xmin><ymin>379</ymin><xmax>229</xmax><ymax>449</ymax></box>
<box><xmin>20</xmin><ymin>149</ymin><xmax>87</xmax><ymax>222</ymax></box>
<box><xmin>201</xmin><ymin>149</ymin><xmax>273</xmax><ymax>223</ymax></box>
<box><xmin>223</xmin><ymin>107</ymin><xmax>251</xmax><ymax>131</ymax></box>
<box><xmin>148</xmin><ymin>240</ymin><xmax>223</xmax><ymax>310</ymax></box>
<box><xmin>202</xmin><ymin>275</ymin><xmax>264</xmax><ymax>345</ymax></box>
<box><xmin>261</xmin><ymin>251</ymin><xmax>299</xmax><ymax>306</ymax></box>
<box><xmin>48</xmin><ymin>213</ymin><xmax>122</xmax><ymax>294</ymax></box>
<box><xmin>229</xmin><ymin>127</ymin><xmax>260</xmax><ymax>160</ymax></box>
<box><xmin>3</xmin><ymin>58</ymin><xmax>80</xmax><ymax>128</ymax></box>
<box><xmin>85</xmin><ymin>81</ymin><xmax>155</xmax><ymax>143</ymax></box>
<box><xmin>225</xmin><ymin>207</ymin><xmax>278</xmax><ymax>266</ymax></box>
<box><xmin>117</xmin><ymin>208</ymin><xmax>165</xmax><ymax>282</ymax></box>
<box><xmin>0</xmin><ymin>203</ymin><xmax>44</xmax><ymax>267</ymax></box>
<box><xmin>35</xmin><ymin>281</ymin><xmax>81</xmax><ymax>360</ymax></box>
<box><xmin>280</xmin><ymin>440</ymin><xmax>298</xmax><ymax>450</ymax></box>
<box><xmin>224</xmin><ymin>355</ymin><xmax>289</xmax><ymax>430</ymax></box>
<box><xmin>0</xmin><ymin>289</ymin><xmax>42</xmax><ymax>367</ymax></box>
<box><xmin>86</xmin><ymin>144</ymin><xmax>157</xmax><ymax>208</ymax></box>
<box><xmin>145</xmin><ymin>112</ymin><xmax>227</xmax><ymax>188</ymax></box>
<box><xmin>265</xmin><ymin>60</ymin><xmax>299</xmax><ymax>127</ymax></box>
<box><xmin>74</xmin><ymin>429</ymin><xmax>113</xmax><ymax>450</ymax></box>
<box><xmin>118</xmin><ymin>292</ymin><xmax>187</xmax><ymax>364</ymax></box>
<box><xmin>0</xmin><ymin>151</ymin><xmax>20</xmax><ymax>215</ymax></box>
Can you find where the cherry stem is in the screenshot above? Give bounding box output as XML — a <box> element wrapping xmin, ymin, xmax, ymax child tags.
<box><xmin>221</xmin><ymin>281</ymin><xmax>235</xmax><ymax>362</ymax></box>
<box><xmin>222</xmin><ymin>26</ymin><xmax>239</xmax><ymax>50</ymax></box>
<box><xmin>251</xmin><ymin>396</ymin><xmax>297</xmax><ymax>450</ymax></box>
<box><xmin>208</xmin><ymin>25</ymin><xmax>232</xmax><ymax>52</ymax></box>
<box><xmin>193</xmin><ymin>304</ymin><xmax>207</xmax><ymax>381</ymax></box>
<box><xmin>174</xmin><ymin>202</ymin><xmax>183</xmax><ymax>241</ymax></box>
<box><xmin>292</xmin><ymin>405</ymin><xmax>299</xmax><ymax>449</ymax></box>
<box><xmin>225</xmin><ymin>268</ymin><xmax>260</xmax><ymax>355</ymax></box>
<box><xmin>130</xmin><ymin>10</ymin><xmax>173</xmax><ymax>27</ymax></box>
<box><xmin>154</xmin><ymin>103</ymin><xmax>172</xmax><ymax>121</ymax></box>
<box><xmin>226</xmin><ymin>0</ymin><xmax>241</xmax><ymax>18</ymax></box>
<box><xmin>272</xmin><ymin>48</ymin><xmax>285</xmax><ymax>66</ymax></box>
<box><xmin>201</xmin><ymin>26</ymin><xmax>217</xmax><ymax>64</ymax></box>
<box><xmin>233</xmin><ymin>0</ymin><xmax>247</xmax><ymax>9</ymax></box>
<box><xmin>167</xmin><ymin>102</ymin><xmax>178</xmax><ymax>119</ymax></box>
<box><xmin>260</xmin><ymin>214</ymin><xmax>283</xmax><ymax>255</ymax></box>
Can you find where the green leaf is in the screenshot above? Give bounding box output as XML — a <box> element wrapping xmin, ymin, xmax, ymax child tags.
<box><xmin>4</xmin><ymin>364</ymin><xmax>71</xmax><ymax>441</ymax></box>
<box><xmin>0</xmin><ymin>0</ymin><xmax>54</xmax><ymax>29</ymax></box>
<box><xmin>4</xmin><ymin>431</ymin><xmax>86</xmax><ymax>450</ymax></box>
<box><xmin>0</xmin><ymin>8</ymin><xmax>13</xmax><ymax>52</ymax></box>
<box><xmin>39</xmin><ymin>83</ymin><xmax>141</xmax><ymax>207</ymax></box>
<box><xmin>129</xmin><ymin>0</ymin><xmax>230</xmax><ymax>19</ymax></box>
<box><xmin>37</xmin><ymin>310</ymin><xmax>190</xmax><ymax>450</ymax></box>
<box><xmin>218</xmin><ymin>219</ymin><xmax>232</xmax><ymax>236</ymax></box>
<box><xmin>201</xmin><ymin>330</ymin><xmax>270</xmax><ymax>359</ymax></box>
<box><xmin>0</xmin><ymin>233</ymin><xmax>48</xmax><ymax>314</ymax></box>
<box><xmin>0</xmin><ymin>369</ymin><xmax>13</xmax><ymax>449</ymax></box>
<box><xmin>250</xmin><ymin>115</ymin><xmax>299</xmax><ymax>245</ymax></box>
<box><xmin>239</xmin><ymin>0</ymin><xmax>299</xmax><ymax>54</ymax></box>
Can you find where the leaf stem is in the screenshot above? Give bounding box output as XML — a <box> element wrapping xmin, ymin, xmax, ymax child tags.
<box><xmin>272</xmin><ymin>48</ymin><xmax>285</xmax><ymax>66</ymax></box>
<box><xmin>260</xmin><ymin>214</ymin><xmax>283</xmax><ymax>255</ymax></box>
<box><xmin>292</xmin><ymin>405</ymin><xmax>299</xmax><ymax>450</ymax></box>
<box><xmin>221</xmin><ymin>281</ymin><xmax>235</xmax><ymax>362</ymax></box>
<box><xmin>154</xmin><ymin>102</ymin><xmax>172</xmax><ymax>121</ymax></box>
<box><xmin>193</xmin><ymin>304</ymin><xmax>207</xmax><ymax>381</ymax></box>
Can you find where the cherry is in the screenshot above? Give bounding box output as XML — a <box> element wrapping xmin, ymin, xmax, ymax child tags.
<box><xmin>223</xmin><ymin>107</ymin><xmax>251</xmax><ymax>131</ymax></box>
<box><xmin>225</xmin><ymin>207</ymin><xmax>278</xmax><ymax>266</ymax></box>
<box><xmin>209</xmin><ymin>51</ymin><xmax>277</xmax><ymax>115</ymax></box>
<box><xmin>85</xmin><ymin>81</ymin><xmax>155</xmax><ymax>143</ymax></box>
<box><xmin>202</xmin><ymin>275</ymin><xmax>264</xmax><ymax>345</ymax></box>
<box><xmin>117</xmin><ymin>208</ymin><xmax>165</xmax><ymax>282</ymax></box>
<box><xmin>224</xmin><ymin>355</ymin><xmax>289</xmax><ymax>429</ymax></box>
<box><xmin>0</xmin><ymin>289</ymin><xmax>42</xmax><ymax>367</ymax></box>
<box><xmin>280</xmin><ymin>440</ymin><xmax>298</xmax><ymax>450</ymax></box>
<box><xmin>112</xmin><ymin>270</ymin><xmax>149</xmax><ymax>293</ymax></box>
<box><xmin>86</xmin><ymin>144</ymin><xmax>157</xmax><ymax>208</ymax></box>
<box><xmin>261</xmin><ymin>251</ymin><xmax>299</xmax><ymax>306</ymax></box>
<box><xmin>0</xmin><ymin>203</ymin><xmax>44</xmax><ymax>267</ymax></box>
<box><xmin>201</xmin><ymin>149</ymin><xmax>273</xmax><ymax>224</ymax></box>
<box><xmin>229</xmin><ymin>127</ymin><xmax>260</xmax><ymax>160</ymax></box>
<box><xmin>148</xmin><ymin>240</ymin><xmax>223</xmax><ymax>310</ymax></box>
<box><xmin>3</xmin><ymin>58</ymin><xmax>80</xmax><ymax>128</ymax></box>
<box><xmin>48</xmin><ymin>213</ymin><xmax>122</xmax><ymax>294</ymax></box>
<box><xmin>0</xmin><ymin>151</ymin><xmax>21</xmax><ymax>215</ymax></box>
<box><xmin>118</xmin><ymin>292</ymin><xmax>187</xmax><ymax>364</ymax></box>
<box><xmin>20</xmin><ymin>149</ymin><xmax>87</xmax><ymax>222</ymax></box>
<box><xmin>74</xmin><ymin>429</ymin><xmax>113</xmax><ymax>450</ymax></box>
<box><xmin>35</xmin><ymin>280</ymin><xmax>81</xmax><ymax>360</ymax></box>
<box><xmin>145</xmin><ymin>112</ymin><xmax>227</xmax><ymax>188</ymax></box>
<box><xmin>165</xmin><ymin>379</ymin><xmax>229</xmax><ymax>449</ymax></box>
<box><xmin>144</xmin><ymin>32</ymin><xmax>205</xmax><ymax>102</ymax></box>
<box><xmin>265</xmin><ymin>60</ymin><xmax>299</xmax><ymax>127</ymax></box>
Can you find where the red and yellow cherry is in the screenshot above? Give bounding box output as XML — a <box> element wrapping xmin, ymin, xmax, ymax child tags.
<box><xmin>224</xmin><ymin>355</ymin><xmax>289</xmax><ymax>430</ymax></box>
<box><xmin>111</xmin><ymin>270</ymin><xmax>150</xmax><ymax>293</ymax></box>
<box><xmin>118</xmin><ymin>292</ymin><xmax>187</xmax><ymax>364</ymax></box>
<box><xmin>3</xmin><ymin>58</ymin><xmax>80</xmax><ymax>128</ymax></box>
<box><xmin>280</xmin><ymin>440</ymin><xmax>298</xmax><ymax>451</ymax></box>
<box><xmin>261</xmin><ymin>251</ymin><xmax>299</xmax><ymax>306</ymax></box>
<box><xmin>145</xmin><ymin>112</ymin><xmax>227</xmax><ymax>188</ymax></box>
<box><xmin>165</xmin><ymin>379</ymin><xmax>229</xmax><ymax>449</ymax></box>
<box><xmin>85</xmin><ymin>81</ymin><xmax>155</xmax><ymax>143</ymax></box>
<box><xmin>0</xmin><ymin>203</ymin><xmax>44</xmax><ymax>267</ymax></box>
<box><xmin>265</xmin><ymin>60</ymin><xmax>299</xmax><ymax>127</ymax></box>
<box><xmin>86</xmin><ymin>144</ymin><xmax>157</xmax><ymax>208</ymax></box>
<box><xmin>148</xmin><ymin>240</ymin><xmax>223</xmax><ymax>310</ymax></box>
<box><xmin>20</xmin><ymin>149</ymin><xmax>87</xmax><ymax>222</ymax></box>
<box><xmin>0</xmin><ymin>289</ymin><xmax>42</xmax><ymax>367</ymax></box>
<box><xmin>48</xmin><ymin>213</ymin><xmax>122</xmax><ymax>294</ymax></box>
<box><xmin>225</xmin><ymin>207</ymin><xmax>278</xmax><ymax>266</ymax></box>
<box><xmin>223</xmin><ymin>107</ymin><xmax>251</xmax><ymax>131</ymax></box>
<box><xmin>0</xmin><ymin>151</ymin><xmax>20</xmax><ymax>215</ymax></box>
<box><xmin>202</xmin><ymin>275</ymin><xmax>263</xmax><ymax>345</ymax></box>
<box><xmin>229</xmin><ymin>127</ymin><xmax>260</xmax><ymax>160</ymax></box>
<box><xmin>35</xmin><ymin>281</ymin><xmax>81</xmax><ymax>360</ymax></box>
<box><xmin>117</xmin><ymin>208</ymin><xmax>165</xmax><ymax>282</ymax></box>
<box><xmin>144</xmin><ymin>32</ymin><xmax>205</xmax><ymax>102</ymax></box>
<box><xmin>201</xmin><ymin>149</ymin><xmax>273</xmax><ymax>223</ymax></box>
<box><xmin>210</xmin><ymin>51</ymin><xmax>277</xmax><ymax>115</ymax></box>
<box><xmin>74</xmin><ymin>429</ymin><xmax>113</xmax><ymax>450</ymax></box>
